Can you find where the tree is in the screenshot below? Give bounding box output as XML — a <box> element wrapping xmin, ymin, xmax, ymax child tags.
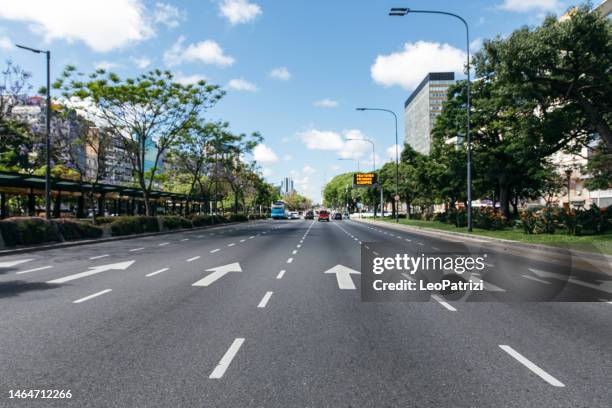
<box><xmin>53</xmin><ymin>67</ymin><xmax>224</xmax><ymax>215</ymax></box>
<box><xmin>284</xmin><ymin>192</ymin><xmax>313</xmax><ymax>211</ymax></box>
<box><xmin>484</xmin><ymin>5</ymin><xmax>611</xmax><ymax>148</ymax></box>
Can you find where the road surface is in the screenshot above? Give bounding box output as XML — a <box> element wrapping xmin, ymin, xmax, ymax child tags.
<box><xmin>0</xmin><ymin>219</ymin><xmax>610</xmax><ymax>407</ymax></box>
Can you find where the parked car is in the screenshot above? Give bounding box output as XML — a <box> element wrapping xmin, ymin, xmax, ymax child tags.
<box><xmin>318</xmin><ymin>210</ymin><xmax>330</xmax><ymax>222</ymax></box>
<box><xmin>304</xmin><ymin>210</ymin><xmax>314</xmax><ymax>220</ymax></box>
<box><xmin>333</xmin><ymin>212</ymin><xmax>342</xmax><ymax>220</ymax></box>
<box><xmin>343</xmin><ymin>212</ymin><xmax>350</xmax><ymax>219</ymax></box>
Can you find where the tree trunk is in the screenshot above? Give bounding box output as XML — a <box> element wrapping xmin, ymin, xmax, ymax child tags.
<box><xmin>499</xmin><ymin>184</ymin><xmax>510</xmax><ymax>219</ymax></box>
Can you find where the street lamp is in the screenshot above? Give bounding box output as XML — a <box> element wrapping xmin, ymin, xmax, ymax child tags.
<box><xmin>16</xmin><ymin>44</ymin><xmax>52</xmax><ymax>219</ymax></box>
<box><xmin>356</xmin><ymin>107</ymin><xmax>400</xmax><ymax>222</ymax></box>
<box><xmin>346</xmin><ymin>137</ymin><xmax>383</xmax><ymax>218</ymax></box>
<box><xmin>338</xmin><ymin>157</ymin><xmax>360</xmax><ymax>172</ymax></box>
<box><xmin>389</xmin><ymin>7</ymin><xmax>473</xmax><ymax>231</ymax></box>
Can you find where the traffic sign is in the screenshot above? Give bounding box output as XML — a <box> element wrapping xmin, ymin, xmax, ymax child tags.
<box><xmin>353</xmin><ymin>173</ymin><xmax>377</xmax><ymax>187</ymax></box>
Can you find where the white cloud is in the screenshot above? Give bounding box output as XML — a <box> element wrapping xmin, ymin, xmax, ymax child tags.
<box><xmin>131</xmin><ymin>56</ymin><xmax>152</xmax><ymax>69</ymax></box>
<box><xmin>470</xmin><ymin>38</ymin><xmax>483</xmax><ymax>52</ymax></box>
<box><xmin>385</xmin><ymin>144</ymin><xmax>404</xmax><ymax>161</ymax></box>
<box><xmin>371</xmin><ymin>41</ymin><xmax>466</xmax><ymax>90</ymax></box>
<box><xmin>283</xmin><ymin>154</ymin><xmax>293</xmax><ymax>161</ymax></box>
<box><xmin>228</xmin><ymin>78</ymin><xmax>257</xmax><ymax>92</ymax></box>
<box><xmin>253</xmin><ymin>143</ymin><xmax>278</xmax><ymax>163</ymax></box>
<box><xmin>0</xmin><ymin>0</ymin><xmax>154</xmax><ymax>52</ymax></box>
<box><xmin>164</xmin><ymin>36</ymin><xmax>234</xmax><ymax>67</ymax></box>
<box><xmin>302</xmin><ymin>165</ymin><xmax>316</xmax><ymax>175</ymax></box>
<box><xmin>219</xmin><ymin>0</ymin><xmax>262</xmax><ymax>24</ymax></box>
<box><xmin>313</xmin><ymin>98</ymin><xmax>339</xmax><ymax>108</ymax></box>
<box><xmin>269</xmin><ymin>66</ymin><xmax>291</xmax><ymax>81</ymax></box>
<box><xmin>297</xmin><ymin>129</ymin><xmax>345</xmax><ymax>151</ymax></box>
<box><xmin>94</xmin><ymin>61</ymin><xmax>121</xmax><ymax>71</ymax></box>
<box><xmin>0</xmin><ymin>34</ymin><xmax>12</xmax><ymax>50</ymax></box>
<box><xmin>154</xmin><ymin>2</ymin><xmax>184</xmax><ymax>28</ymax></box>
<box><xmin>499</xmin><ymin>0</ymin><xmax>561</xmax><ymax>12</ymax></box>
<box><xmin>174</xmin><ymin>72</ymin><xmax>207</xmax><ymax>85</ymax></box>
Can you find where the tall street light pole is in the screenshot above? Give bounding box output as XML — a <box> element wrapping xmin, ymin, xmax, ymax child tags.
<box><xmin>356</xmin><ymin>107</ymin><xmax>399</xmax><ymax>223</ymax></box>
<box><xmin>389</xmin><ymin>7</ymin><xmax>472</xmax><ymax>232</ymax></box>
<box><xmin>16</xmin><ymin>44</ymin><xmax>52</xmax><ymax>219</ymax></box>
<box><xmin>346</xmin><ymin>137</ymin><xmax>383</xmax><ymax>218</ymax></box>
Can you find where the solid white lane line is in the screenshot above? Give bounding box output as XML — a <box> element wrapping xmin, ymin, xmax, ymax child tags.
<box><xmin>130</xmin><ymin>247</ymin><xmax>145</xmax><ymax>252</ymax></box>
<box><xmin>430</xmin><ymin>294</ymin><xmax>457</xmax><ymax>312</ymax></box>
<box><xmin>522</xmin><ymin>274</ymin><xmax>550</xmax><ymax>285</ymax></box>
<box><xmin>227</xmin><ymin>243</ymin><xmax>235</xmax><ymax>247</ymax></box>
<box><xmin>209</xmin><ymin>338</ymin><xmax>245</xmax><ymax>379</ymax></box>
<box><xmin>292</xmin><ymin>250</ymin><xmax>298</xmax><ymax>255</ymax></box>
<box><xmin>146</xmin><ymin>268</ymin><xmax>169</xmax><ymax>277</ymax></box>
<box><xmin>16</xmin><ymin>265</ymin><xmax>53</xmax><ymax>275</ymax></box>
<box><xmin>187</xmin><ymin>256</ymin><xmax>201</xmax><ymax>262</ymax></box>
<box><xmin>210</xmin><ymin>249</ymin><xmax>220</xmax><ymax>253</ymax></box>
<box><xmin>89</xmin><ymin>254</ymin><xmax>109</xmax><ymax>260</ymax></box>
<box><xmin>499</xmin><ymin>345</ymin><xmax>565</xmax><ymax>387</ymax></box>
<box><xmin>257</xmin><ymin>291</ymin><xmax>273</xmax><ymax>308</ymax></box>
<box><xmin>159</xmin><ymin>242</ymin><xmax>170</xmax><ymax>246</ymax></box>
<box><xmin>287</xmin><ymin>258</ymin><xmax>293</xmax><ymax>264</ymax></box>
<box><xmin>276</xmin><ymin>270</ymin><xmax>285</xmax><ymax>279</ymax></box>
<box><xmin>73</xmin><ymin>289</ymin><xmax>112</xmax><ymax>304</ymax></box>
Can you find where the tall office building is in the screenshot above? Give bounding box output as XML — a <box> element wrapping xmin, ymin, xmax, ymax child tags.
<box><xmin>403</xmin><ymin>72</ymin><xmax>455</xmax><ymax>155</ymax></box>
<box><xmin>280</xmin><ymin>177</ymin><xmax>295</xmax><ymax>196</ymax></box>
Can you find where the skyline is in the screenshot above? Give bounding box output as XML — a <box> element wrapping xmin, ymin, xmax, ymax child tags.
<box><xmin>0</xmin><ymin>0</ymin><xmax>578</xmax><ymax>202</ymax></box>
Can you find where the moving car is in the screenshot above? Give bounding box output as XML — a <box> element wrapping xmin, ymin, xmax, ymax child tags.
<box><xmin>304</xmin><ymin>210</ymin><xmax>314</xmax><ymax>220</ymax></box>
<box><xmin>343</xmin><ymin>212</ymin><xmax>350</xmax><ymax>219</ymax></box>
<box><xmin>333</xmin><ymin>212</ymin><xmax>342</xmax><ymax>220</ymax></box>
<box><xmin>318</xmin><ymin>210</ymin><xmax>330</xmax><ymax>222</ymax></box>
<box><xmin>289</xmin><ymin>211</ymin><xmax>300</xmax><ymax>220</ymax></box>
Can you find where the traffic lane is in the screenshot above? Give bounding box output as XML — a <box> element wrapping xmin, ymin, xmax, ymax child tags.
<box><xmin>0</xmin><ymin>220</ymin><xmax>310</xmax><ymax>407</ymax></box>
<box><xmin>346</xmin><ymin>219</ymin><xmax>612</xmax><ymax>301</ymax></box>
<box><xmin>0</xmin><ymin>220</ymin><xmax>284</xmax><ymax>329</ymax></box>
<box><xmin>0</xmin><ymin>220</ymin><xmax>271</xmax><ymax>284</ymax></box>
<box><xmin>201</xmin><ymin>220</ymin><xmax>574</xmax><ymax>407</ymax></box>
<box><xmin>341</xmin><ymin>219</ymin><xmax>612</xmax><ymax>406</ymax></box>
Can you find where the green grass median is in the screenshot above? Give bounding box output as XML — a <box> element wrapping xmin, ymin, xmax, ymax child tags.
<box><xmin>373</xmin><ymin>218</ymin><xmax>612</xmax><ymax>256</ymax></box>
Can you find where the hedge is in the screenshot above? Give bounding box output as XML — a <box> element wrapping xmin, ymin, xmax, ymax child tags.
<box><xmin>0</xmin><ymin>217</ymin><xmax>61</xmax><ymax>246</ymax></box>
<box><xmin>54</xmin><ymin>219</ymin><xmax>104</xmax><ymax>241</ymax></box>
<box><xmin>109</xmin><ymin>216</ymin><xmax>159</xmax><ymax>236</ymax></box>
<box><xmin>161</xmin><ymin>216</ymin><xmax>193</xmax><ymax>230</ymax></box>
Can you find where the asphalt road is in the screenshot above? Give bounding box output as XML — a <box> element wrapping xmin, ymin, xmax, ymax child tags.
<box><xmin>0</xmin><ymin>218</ymin><xmax>610</xmax><ymax>407</ymax></box>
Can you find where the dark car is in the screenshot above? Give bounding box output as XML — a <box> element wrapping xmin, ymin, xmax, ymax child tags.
<box><xmin>304</xmin><ymin>210</ymin><xmax>314</xmax><ymax>220</ymax></box>
<box><xmin>333</xmin><ymin>212</ymin><xmax>342</xmax><ymax>220</ymax></box>
<box><xmin>318</xmin><ymin>210</ymin><xmax>330</xmax><ymax>222</ymax></box>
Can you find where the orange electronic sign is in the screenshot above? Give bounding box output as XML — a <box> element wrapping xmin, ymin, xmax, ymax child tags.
<box><xmin>353</xmin><ymin>173</ymin><xmax>377</xmax><ymax>187</ymax></box>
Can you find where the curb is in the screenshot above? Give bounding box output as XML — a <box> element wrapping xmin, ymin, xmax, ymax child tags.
<box><xmin>353</xmin><ymin>218</ymin><xmax>612</xmax><ymax>272</ymax></box>
<box><xmin>0</xmin><ymin>220</ymin><xmax>261</xmax><ymax>257</ymax></box>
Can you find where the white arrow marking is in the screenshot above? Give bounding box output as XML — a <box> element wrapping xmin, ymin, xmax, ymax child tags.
<box><xmin>0</xmin><ymin>259</ymin><xmax>33</xmax><ymax>268</ymax></box>
<box><xmin>192</xmin><ymin>262</ymin><xmax>242</xmax><ymax>287</ymax></box>
<box><xmin>47</xmin><ymin>261</ymin><xmax>135</xmax><ymax>284</ymax></box>
<box><xmin>325</xmin><ymin>264</ymin><xmax>361</xmax><ymax>290</ymax></box>
<box><xmin>529</xmin><ymin>268</ymin><xmax>612</xmax><ymax>294</ymax></box>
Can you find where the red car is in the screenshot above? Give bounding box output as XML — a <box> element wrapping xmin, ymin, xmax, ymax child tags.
<box><xmin>318</xmin><ymin>210</ymin><xmax>330</xmax><ymax>222</ymax></box>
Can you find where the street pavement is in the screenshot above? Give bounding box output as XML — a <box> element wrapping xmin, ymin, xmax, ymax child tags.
<box><xmin>0</xmin><ymin>218</ymin><xmax>610</xmax><ymax>407</ymax></box>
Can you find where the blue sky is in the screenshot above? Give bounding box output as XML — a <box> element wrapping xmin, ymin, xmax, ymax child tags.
<box><xmin>0</xmin><ymin>0</ymin><xmax>574</xmax><ymax>202</ymax></box>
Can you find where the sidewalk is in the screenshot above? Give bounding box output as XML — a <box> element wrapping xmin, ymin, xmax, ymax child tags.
<box><xmin>353</xmin><ymin>218</ymin><xmax>612</xmax><ymax>275</ymax></box>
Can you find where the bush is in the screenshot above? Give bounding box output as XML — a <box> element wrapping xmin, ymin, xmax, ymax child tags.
<box><xmin>0</xmin><ymin>217</ymin><xmax>61</xmax><ymax>246</ymax></box>
<box><xmin>110</xmin><ymin>216</ymin><xmax>159</xmax><ymax>236</ymax></box>
<box><xmin>161</xmin><ymin>216</ymin><xmax>192</xmax><ymax>230</ymax></box>
<box><xmin>53</xmin><ymin>219</ymin><xmax>104</xmax><ymax>241</ymax></box>
<box><xmin>191</xmin><ymin>215</ymin><xmax>215</xmax><ymax>227</ymax></box>
<box><xmin>228</xmin><ymin>214</ymin><xmax>248</xmax><ymax>222</ymax></box>
<box><xmin>473</xmin><ymin>207</ymin><xmax>508</xmax><ymax>230</ymax></box>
